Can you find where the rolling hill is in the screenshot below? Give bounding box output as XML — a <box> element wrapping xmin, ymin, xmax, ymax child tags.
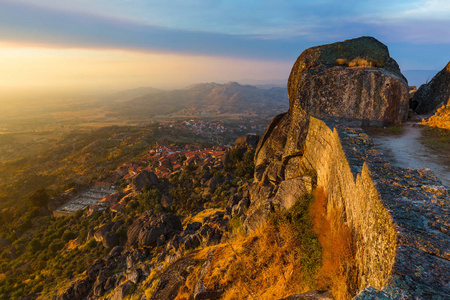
<box><xmin>113</xmin><ymin>82</ymin><xmax>289</xmax><ymax>120</ymax></box>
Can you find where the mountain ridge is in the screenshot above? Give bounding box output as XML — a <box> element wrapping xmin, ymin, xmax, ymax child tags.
<box><xmin>113</xmin><ymin>81</ymin><xmax>289</xmax><ymax>119</ymax></box>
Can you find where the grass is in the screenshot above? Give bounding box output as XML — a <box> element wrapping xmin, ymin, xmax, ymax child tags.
<box><xmin>335</xmin><ymin>58</ymin><xmax>348</xmax><ymax>66</ymax></box>
<box><xmin>421</xmin><ymin>102</ymin><xmax>450</xmax><ymax>130</ymax></box>
<box><xmin>386</xmin><ymin>124</ymin><xmax>404</xmax><ymax>135</ymax></box>
<box><xmin>175</xmin><ymin>188</ymin><xmax>358</xmax><ymax>299</ymax></box>
<box><xmin>177</xmin><ymin>192</ymin><xmax>323</xmax><ymax>300</ymax></box>
<box><xmin>419</xmin><ymin>125</ymin><xmax>450</xmax><ymax>155</ymax></box>
<box><xmin>228</xmin><ymin>214</ymin><xmax>244</xmax><ymax>236</ymax></box>
<box><xmin>182</xmin><ymin>208</ymin><xmax>225</xmax><ymax>229</ymax></box>
<box><xmin>335</xmin><ymin>57</ymin><xmax>384</xmax><ymax>68</ymax></box>
<box><xmin>310</xmin><ymin>187</ymin><xmax>358</xmax><ymax>299</ymax></box>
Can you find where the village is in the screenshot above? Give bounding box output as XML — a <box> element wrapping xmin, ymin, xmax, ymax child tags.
<box><xmin>160</xmin><ymin>119</ymin><xmax>261</xmax><ymax>139</ymax></box>
<box><xmin>53</xmin><ymin>139</ymin><xmax>232</xmax><ymax>216</ymax></box>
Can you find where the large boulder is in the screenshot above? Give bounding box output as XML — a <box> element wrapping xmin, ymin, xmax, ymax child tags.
<box><xmin>111</xmin><ymin>281</ymin><xmax>134</xmax><ymax>300</ymax></box>
<box><xmin>243</xmin><ymin>184</ymin><xmax>277</xmax><ymax>232</ymax></box>
<box><xmin>288</xmin><ymin>36</ymin><xmax>409</xmax><ymax>125</ymax></box>
<box><xmin>127</xmin><ymin>211</ymin><xmax>182</xmax><ymax>247</ymax></box>
<box><xmin>93</xmin><ymin>222</ymin><xmax>120</xmax><ymax>248</ymax></box>
<box><xmin>131</xmin><ymin>170</ymin><xmax>159</xmax><ymax>191</ymax></box>
<box><xmin>234</xmin><ymin>134</ymin><xmax>259</xmax><ymax>149</ymax></box>
<box><xmin>55</xmin><ymin>278</ymin><xmax>93</xmax><ymax>300</ymax></box>
<box><xmin>411</xmin><ymin>61</ymin><xmax>450</xmax><ymax>114</ymax></box>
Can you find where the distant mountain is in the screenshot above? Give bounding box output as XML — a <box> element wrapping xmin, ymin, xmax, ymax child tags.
<box><xmin>113</xmin><ymin>82</ymin><xmax>289</xmax><ymax>119</ymax></box>
<box><xmin>403</xmin><ymin>70</ymin><xmax>439</xmax><ymax>87</ymax></box>
<box><xmin>104</xmin><ymin>86</ymin><xmax>164</xmax><ymax>102</ymax></box>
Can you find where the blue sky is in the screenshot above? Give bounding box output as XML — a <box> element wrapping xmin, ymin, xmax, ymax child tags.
<box><xmin>0</xmin><ymin>0</ymin><xmax>449</xmax><ymax>92</ymax></box>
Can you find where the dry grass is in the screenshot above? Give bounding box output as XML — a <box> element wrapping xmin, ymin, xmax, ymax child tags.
<box><xmin>182</xmin><ymin>208</ymin><xmax>225</xmax><ymax>228</ymax></box>
<box><xmin>335</xmin><ymin>58</ymin><xmax>348</xmax><ymax>66</ymax></box>
<box><xmin>175</xmin><ymin>188</ymin><xmax>358</xmax><ymax>299</ymax></box>
<box><xmin>203</xmin><ymin>224</ymin><xmax>314</xmax><ymax>300</ymax></box>
<box><xmin>421</xmin><ymin>102</ymin><xmax>450</xmax><ymax>130</ymax></box>
<box><xmin>311</xmin><ymin>187</ymin><xmax>358</xmax><ymax>299</ymax></box>
<box><xmin>190</xmin><ymin>192</ymin><xmax>323</xmax><ymax>299</ymax></box>
<box><xmin>336</xmin><ymin>57</ymin><xmax>384</xmax><ymax>68</ymax></box>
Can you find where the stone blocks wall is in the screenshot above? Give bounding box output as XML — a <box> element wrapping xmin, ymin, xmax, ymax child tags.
<box><xmin>300</xmin><ymin>117</ymin><xmax>397</xmax><ymax>291</ymax></box>
<box><xmin>299</xmin><ymin>117</ymin><xmax>449</xmax><ymax>299</ymax></box>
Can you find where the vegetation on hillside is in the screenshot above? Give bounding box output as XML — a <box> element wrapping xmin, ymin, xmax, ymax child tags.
<box><xmin>0</xmin><ymin>122</ymin><xmax>257</xmax><ymax>299</ymax></box>
<box><xmin>176</xmin><ymin>188</ymin><xmax>358</xmax><ymax>300</ymax></box>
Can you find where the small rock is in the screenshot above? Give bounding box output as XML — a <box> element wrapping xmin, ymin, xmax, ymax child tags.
<box><xmin>126</xmin><ymin>269</ymin><xmax>140</xmax><ymax>284</ymax></box>
<box><xmin>111</xmin><ymin>281</ymin><xmax>134</xmax><ymax>300</ymax></box>
<box><xmin>186</xmin><ymin>222</ymin><xmax>202</xmax><ymax>232</ymax></box>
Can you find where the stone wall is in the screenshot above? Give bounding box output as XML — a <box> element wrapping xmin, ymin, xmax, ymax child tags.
<box><xmin>299</xmin><ymin>117</ymin><xmax>449</xmax><ymax>298</ymax></box>
<box><xmin>300</xmin><ymin>117</ymin><xmax>397</xmax><ymax>291</ymax></box>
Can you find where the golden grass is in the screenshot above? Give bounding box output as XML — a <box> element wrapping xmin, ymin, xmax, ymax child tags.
<box><xmin>185</xmin><ymin>193</ymin><xmax>323</xmax><ymax>299</ymax></box>
<box><xmin>175</xmin><ymin>188</ymin><xmax>358</xmax><ymax>299</ymax></box>
<box><xmin>335</xmin><ymin>58</ymin><xmax>348</xmax><ymax>66</ymax></box>
<box><xmin>336</xmin><ymin>57</ymin><xmax>384</xmax><ymax>68</ymax></box>
<box><xmin>182</xmin><ymin>208</ymin><xmax>225</xmax><ymax>228</ymax></box>
<box><xmin>203</xmin><ymin>225</ymin><xmax>311</xmax><ymax>300</ymax></box>
<box><xmin>311</xmin><ymin>187</ymin><xmax>358</xmax><ymax>299</ymax></box>
<box><xmin>421</xmin><ymin>102</ymin><xmax>450</xmax><ymax>130</ymax></box>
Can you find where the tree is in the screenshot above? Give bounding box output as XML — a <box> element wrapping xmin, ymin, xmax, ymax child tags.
<box><xmin>28</xmin><ymin>239</ymin><xmax>42</xmax><ymax>253</ymax></box>
<box><xmin>29</xmin><ymin>188</ymin><xmax>50</xmax><ymax>208</ymax></box>
<box><xmin>61</xmin><ymin>230</ymin><xmax>77</xmax><ymax>242</ymax></box>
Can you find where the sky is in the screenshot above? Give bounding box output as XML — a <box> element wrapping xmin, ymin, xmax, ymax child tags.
<box><xmin>0</xmin><ymin>0</ymin><xmax>449</xmax><ymax>97</ymax></box>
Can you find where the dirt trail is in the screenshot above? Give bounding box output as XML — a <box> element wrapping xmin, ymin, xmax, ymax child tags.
<box><xmin>365</xmin><ymin>122</ymin><xmax>449</xmax><ymax>188</ymax></box>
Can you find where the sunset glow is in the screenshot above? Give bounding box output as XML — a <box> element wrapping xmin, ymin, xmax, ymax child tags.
<box><xmin>0</xmin><ymin>43</ymin><xmax>290</xmax><ymax>97</ymax></box>
<box><xmin>0</xmin><ymin>0</ymin><xmax>449</xmax><ymax>97</ymax></box>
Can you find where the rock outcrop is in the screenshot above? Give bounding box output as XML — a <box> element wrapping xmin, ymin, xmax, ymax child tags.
<box><xmin>131</xmin><ymin>170</ymin><xmax>159</xmax><ymax>191</ymax></box>
<box><xmin>127</xmin><ymin>211</ymin><xmax>182</xmax><ymax>247</ymax></box>
<box><xmin>411</xmin><ymin>62</ymin><xmax>450</xmax><ymax>114</ymax></box>
<box><xmin>288</xmin><ymin>36</ymin><xmax>409</xmax><ymax>125</ymax></box>
<box><xmin>93</xmin><ymin>222</ymin><xmax>121</xmax><ymax>248</ymax></box>
<box><xmin>252</xmin><ymin>116</ymin><xmax>450</xmax><ymax>298</ymax></box>
<box><xmin>234</xmin><ymin>133</ymin><xmax>258</xmax><ymax>149</ymax></box>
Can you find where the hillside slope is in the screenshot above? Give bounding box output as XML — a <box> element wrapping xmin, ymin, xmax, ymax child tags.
<box><xmin>113</xmin><ymin>82</ymin><xmax>289</xmax><ymax>119</ymax></box>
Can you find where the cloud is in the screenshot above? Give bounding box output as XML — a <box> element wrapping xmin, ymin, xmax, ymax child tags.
<box><xmin>0</xmin><ymin>0</ymin><xmax>449</xmax><ymax>70</ymax></box>
<box><xmin>402</xmin><ymin>0</ymin><xmax>450</xmax><ymax>18</ymax></box>
<box><xmin>0</xmin><ymin>1</ymin><xmax>312</xmax><ymax>61</ymax></box>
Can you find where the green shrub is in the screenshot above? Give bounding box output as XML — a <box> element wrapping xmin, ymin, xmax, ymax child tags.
<box><xmin>62</xmin><ymin>230</ymin><xmax>77</xmax><ymax>242</ymax></box>
<box><xmin>269</xmin><ymin>192</ymin><xmax>321</xmax><ymax>276</ymax></box>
